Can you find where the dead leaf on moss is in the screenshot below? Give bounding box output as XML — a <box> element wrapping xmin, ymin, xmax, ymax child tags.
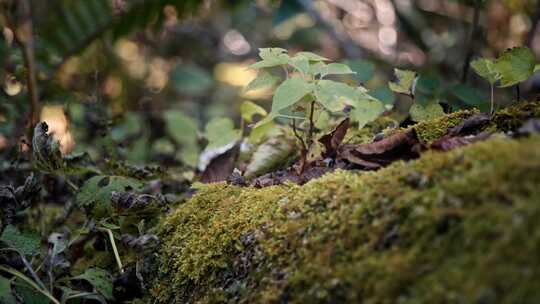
<box><xmin>338</xmin><ymin>129</ymin><xmax>419</xmax><ymax>169</ymax></box>
<box><xmin>431</xmin><ymin>132</ymin><xmax>492</xmax><ymax>151</ymax></box>
<box><xmin>200</xmin><ymin>143</ymin><xmax>240</xmax><ymax>183</ymax></box>
<box><xmin>319</xmin><ymin>118</ymin><xmax>350</xmax><ymax>158</ymax></box>
<box><xmin>447</xmin><ymin>113</ymin><xmax>491</xmax><ymax>136</ymax></box>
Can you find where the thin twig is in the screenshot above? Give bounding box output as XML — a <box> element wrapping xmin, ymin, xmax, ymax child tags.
<box><xmin>0</xmin><ymin>248</ymin><xmax>46</xmax><ymax>291</ymax></box>
<box><xmin>98</xmin><ymin>227</ymin><xmax>124</xmax><ymax>273</ymax></box>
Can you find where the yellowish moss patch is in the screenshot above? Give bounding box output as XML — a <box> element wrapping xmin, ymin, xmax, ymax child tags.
<box><xmin>153</xmin><ymin>134</ymin><xmax>540</xmax><ymax>303</ymax></box>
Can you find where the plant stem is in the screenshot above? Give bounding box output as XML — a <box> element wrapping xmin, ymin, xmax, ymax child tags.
<box><xmin>98</xmin><ymin>227</ymin><xmax>124</xmax><ymax>273</ymax></box>
<box><xmin>0</xmin><ymin>265</ymin><xmax>61</xmax><ymax>304</ymax></box>
<box><xmin>307</xmin><ymin>100</ymin><xmax>315</xmax><ymax>147</ymax></box>
<box><xmin>292</xmin><ymin>120</ymin><xmax>308</xmax><ymax>174</ymax></box>
<box><xmin>490</xmin><ymin>84</ymin><xmax>494</xmax><ymax>115</ymax></box>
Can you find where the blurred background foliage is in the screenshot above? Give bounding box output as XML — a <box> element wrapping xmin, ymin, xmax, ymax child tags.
<box><xmin>2</xmin><ymin>0</ymin><xmax>540</xmax><ymax>172</ymax></box>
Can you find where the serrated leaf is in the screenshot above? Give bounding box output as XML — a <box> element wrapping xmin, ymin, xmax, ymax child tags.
<box><xmin>205</xmin><ymin>117</ymin><xmax>241</xmax><ymax>149</ymax></box>
<box><xmin>244</xmin><ymin>71</ymin><xmax>280</xmax><ymax>92</ymax></box>
<box><xmin>494</xmin><ymin>47</ymin><xmax>537</xmax><ymax>87</ymax></box>
<box><xmin>350</xmin><ymin>99</ymin><xmax>386</xmax><ymax>129</ymax></box>
<box><xmin>315</xmin><ymin>80</ymin><xmax>358</xmax><ymax>112</ymax></box>
<box><xmin>289</xmin><ymin>55</ymin><xmax>310</xmax><ymax>75</ymax></box>
<box><xmin>0</xmin><ymin>276</ymin><xmax>16</xmax><ymax>304</ymax></box>
<box><xmin>259</xmin><ymin>48</ymin><xmax>287</xmax><ymax>60</ymax></box>
<box><xmin>240</xmin><ymin>101</ymin><xmax>267</xmax><ymax>123</ymax></box>
<box><xmin>249</xmin><ymin>48</ymin><xmax>289</xmax><ymax>69</ymax></box>
<box><xmin>409</xmin><ymin>101</ymin><xmax>445</xmax><ymax>122</ymax></box>
<box><xmin>388</xmin><ymin>69</ymin><xmax>416</xmax><ymax>94</ymax></box>
<box><xmin>295</xmin><ymin>51</ymin><xmax>330</xmax><ymax>61</ymax></box>
<box><xmin>76</xmin><ymin>175</ymin><xmax>144</xmax><ymax>219</ymax></box>
<box><xmin>0</xmin><ymin>225</ymin><xmax>40</xmax><ymax>257</ymax></box>
<box><xmin>271</xmin><ymin>76</ymin><xmax>313</xmax><ymax>113</ymax></box>
<box><xmin>320</xmin><ymin>63</ymin><xmax>355</xmax><ymax>78</ymax></box>
<box><xmin>72</xmin><ymin>268</ymin><xmax>113</xmax><ymax>300</ymax></box>
<box><xmin>471</xmin><ymin>58</ymin><xmax>499</xmax><ymax>84</ymax></box>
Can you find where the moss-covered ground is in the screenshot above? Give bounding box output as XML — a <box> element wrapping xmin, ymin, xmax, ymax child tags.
<box><xmin>152</xmin><ymin>103</ymin><xmax>540</xmax><ymax>304</ymax></box>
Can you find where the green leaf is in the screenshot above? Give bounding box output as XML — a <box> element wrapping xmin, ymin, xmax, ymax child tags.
<box><xmin>72</xmin><ymin>268</ymin><xmax>113</xmax><ymax>300</ymax></box>
<box><xmin>0</xmin><ymin>225</ymin><xmax>40</xmax><ymax>257</ymax></box>
<box><xmin>249</xmin><ymin>48</ymin><xmax>289</xmax><ymax>69</ymax></box>
<box><xmin>368</xmin><ymin>86</ymin><xmax>395</xmax><ymax>105</ymax></box>
<box><xmin>350</xmin><ymin>99</ymin><xmax>386</xmax><ymax>129</ymax></box>
<box><xmin>315</xmin><ymin>80</ymin><xmax>359</xmax><ymax>112</ymax></box>
<box><xmin>494</xmin><ymin>47</ymin><xmax>537</xmax><ymax>87</ymax></box>
<box><xmin>295</xmin><ymin>51</ymin><xmax>330</xmax><ymax>62</ymax></box>
<box><xmin>471</xmin><ymin>58</ymin><xmax>499</xmax><ymax>84</ymax></box>
<box><xmin>252</xmin><ymin>114</ymin><xmax>276</xmax><ymax>129</ymax></box>
<box><xmin>13</xmin><ymin>280</ymin><xmax>49</xmax><ymax>304</ymax></box>
<box><xmin>343</xmin><ymin>59</ymin><xmax>375</xmax><ymax>83</ymax></box>
<box><xmin>452</xmin><ymin>84</ymin><xmax>487</xmax><ymax>107</ymax></box>
<box><xmin>248</xmin><ymin>120</ymin><xmax>279</xmax><ymax>144</ymax></box>
<box><xmin>289</xmin><ymin>55</ymin><xmax>310</xmax><ymax>75</ymax></box>
<box><xmin>409</xmin><ymin>101</ymin><xmax>445</xmax><ymax>122</ymax></box>
<box><xmin>76</xmin><ymin>175</ymin><xmax>144</xmax><ymax>219</ymax></box>
<box><xmin>163</xmin><ymin>110</ymin><xmax>199</xmax><ymax>167</ymax></box>
<box><xmin>320</xmin><ymin>63</ymin><xmax>355</xmax><ymax>78</ymax></box>
<box><xmin>240</xmin><ymin>101</ymin><xmax>267</xmax><ymax>123</ymax></box>
<box><xmin>271</xmin><ymin>76</ymin><xmax>313</xmax><ymax>113</ymax></box>
<box><xmin>259</xmin><ymin>48</ymin><xmax>287</xmax><ymax>60</ymax></box>
<box><xmin>171</xmin><ymin>64</ymin><xmax>213</xmax><ymax>96</ymax></box>
<box><xmin>309</xmin><ymin>62</ymin><xmax>326</xmax><ymax>76</ymax></box>
<box><xmin>244</xmin><ymin>71</ymin><xmax>280</xmax><ymax>92</ymax></box>
<box><xmin>244</xmin><ymin>136</ymin><xmax>296</xmax><ymax>178</ymax></box>
<box><xmin>0</xmin><ymin>276</ymin><xmax>16</xmax><ymax>304</ymax></box>
<box><xmin>205</xmin><ymin>117</ymin><xmax>241</xmax><ymax>149</ymax></box>
<box><xmin>388</xmin><ymin>69</ymin><xmax>416</xmax><ymax>94</ymax></box>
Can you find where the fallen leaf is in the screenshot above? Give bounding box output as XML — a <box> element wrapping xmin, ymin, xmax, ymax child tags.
<box><xmin>200</xmin><ymin>143</ymin><xmax>240</xmax><ymax>183</ymax></box>
<box><xmin>338</xmin><ymin>129</ymin><xmax>419</xmax><ymax>169</ymax></box>
<box><xmin>319</xmin><ymin>118</ymin><xmax>350</xmax><ymax>158</ymax></box>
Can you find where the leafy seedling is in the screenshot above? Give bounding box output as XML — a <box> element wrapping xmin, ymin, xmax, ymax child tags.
<box><xmin>471</xmin><ymin>58</ymin><xmax>499</xmax><ymax>114</ymax></box>
<box><xmin>248</xmin><ymin>48</ymin><xmax>386</xmax><ymax>173</ymax></box>
<box><xmin>388</xmin><ymin>68</ymin><xmax>417</xmax><ymax>98</ymax></box>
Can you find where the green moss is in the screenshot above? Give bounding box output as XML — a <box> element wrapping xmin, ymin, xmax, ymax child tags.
<box><xmin>413</xmin><ymin>109</ymin><xmax>476</xmax><ymax>144</ymax></box>
<box><xmin>491</xmin><ymin>101</ymin><xmax>540</xmax><ymax>132</ymax></box>
<box><xmin>153</xmin><ymin>132</ymin><xmax>540</xmax><ymax>303</ymax></box>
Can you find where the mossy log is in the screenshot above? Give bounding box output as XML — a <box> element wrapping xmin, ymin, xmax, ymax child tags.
<box><xmin>152</xmin><ymin>103</ymin><xmax>540</xmax><ymax>304</ymax></box>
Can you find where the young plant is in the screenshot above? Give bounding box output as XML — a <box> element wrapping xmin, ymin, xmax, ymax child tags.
<box><xmin>245</xmin><ymin>48</ymin><xmax>386</xmax><ymax>172</ymax></box>
<box><xmin>472</xmin><ymin>46</ymin><xmax>540</xmax><ymax>114</ymax></box>
<box><xmin>388</xmin><ymin>69</ymin><xmax>445</xmax><ymax>122</ymax></box>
